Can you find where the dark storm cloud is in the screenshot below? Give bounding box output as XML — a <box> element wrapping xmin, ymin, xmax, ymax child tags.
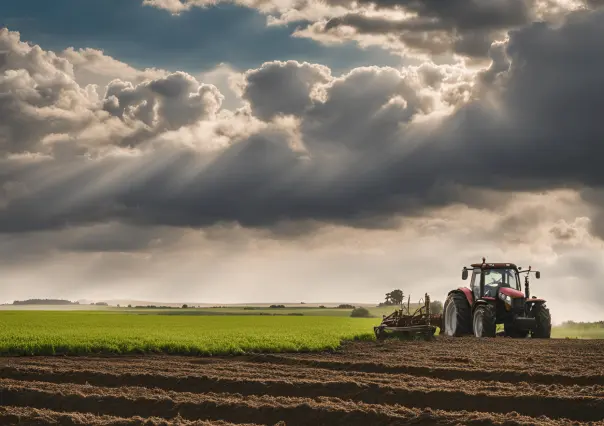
<box><xmin>1</xmin><ymin>7</ymin><xmax>604</xmax><ymax>237</ymax></box>
<box><xmin>0</xmin><ymin>222</ymin><xmax>182</xmax><ymax>267</ymax></box>
<box><xmin>313</xmin><ymin>0</ymin><xmax>534</xmax><ymax>58</ymax></box>
<box><xmin>435</xmin><ymin>8</ymin><xmax>604</xmax><ymax>188</ymax></box>
<box><xmin>584</xmin><ymin>0</ymin><xmax>604</xmax><ymax>7</ymax></box>
<box><xmin>325</xmin><ymin>0</ymin><xmax>531</xmax><ymax>32</ymax></box>
<box><xmin>242</xmin><ymin>61</ymin><xmax>331</xmax><ymax>121</ymax></box>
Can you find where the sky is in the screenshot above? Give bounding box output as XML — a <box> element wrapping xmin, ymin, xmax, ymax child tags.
<box><xmin>1</xmin><ymin>0</ymin><xmax>603</xmax><ymax>322</ymax></box>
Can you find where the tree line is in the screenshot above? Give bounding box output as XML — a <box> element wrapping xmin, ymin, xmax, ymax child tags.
<box><xmin>12</xmin><ymin>299</ymin><xmax>78</xmax><ymax>305</ymax></box>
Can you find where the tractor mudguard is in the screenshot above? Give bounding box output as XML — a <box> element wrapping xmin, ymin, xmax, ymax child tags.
<box><xmin>472</xmin><ymin>298</ymin><xmax>495</xmax><ymax>313</ymax></box>
<box><xmin>449</xmin><ymin>287</ymin><xmax>473</xmax><ymax>306</ymax></box>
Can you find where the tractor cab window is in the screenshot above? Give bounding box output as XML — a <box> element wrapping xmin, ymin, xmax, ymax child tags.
<box><xmin>471</xmin><ymin>268</ymin><xmax>481</xmax><ymax>300</ymax></box>
<box><xmin>483</xmin><ymin>268</ymin><xmax>520</xmax><ymax>297</ymax></box>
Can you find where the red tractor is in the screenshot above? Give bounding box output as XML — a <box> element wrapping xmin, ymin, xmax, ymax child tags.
<box><xmin>442</xmin><ymin>259</ymin><xmax>551</xmax><ymax>338</ymax></box>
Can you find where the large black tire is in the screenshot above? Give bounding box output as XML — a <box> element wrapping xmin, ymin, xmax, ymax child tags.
<box><xmin>473</xmin><ymin>304</ymin><xmax>496</xmax><ymax>337</ymax></box>
<box><xmin>442</xmin><ymin>292</ymin><xmax>471</xmax><ymax>336</ymax></box>
<box><xmin>531</xmin><ymin>304</ymin><xmax>551</xmax><ymax>338</ymax></box>
<box><xmin>504</xmin><ymin>324</ymin><xmax>529</xmax><ymax>338</ymax></box>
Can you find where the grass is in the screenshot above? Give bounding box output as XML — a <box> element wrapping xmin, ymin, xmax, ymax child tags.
<box><xmin>551</xmin><ymin>323</ymin><xmax>604</xmax><ymax>339</ymax></box>
<box><xmin>0</xmin><ymin>311</ymin><xmax>379</xmax><ymax>356</ymax></box>
<box><xmin>2</xmin><ymin>309</ymin><xmax>599</xmax><ymax>357</ymax></box>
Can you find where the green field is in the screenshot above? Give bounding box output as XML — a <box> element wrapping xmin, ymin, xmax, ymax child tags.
<box><xmin>1</xmin><ymin>309</ymin><xmax>601</xmax><ymax>357</ymax></box>
<box><xmin>0</xmin><ymin>311</ymin><xmax>378</xmax><ymax>356</ymax></box>
<box><xmin>552</xmin><ymin>323</ymin><xmax>604</xmax><ymax>339</ymax></box>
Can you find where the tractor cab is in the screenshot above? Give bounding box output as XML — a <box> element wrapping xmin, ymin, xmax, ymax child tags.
<box><xmin>462</xmin><ymin>261</ymin><xmax>540</xmax><ymax>302</ymax></box>
<box><xmin>466</xmin><ymin>265</ymin><xmax>522</xmax><ymax>300</ymax></box>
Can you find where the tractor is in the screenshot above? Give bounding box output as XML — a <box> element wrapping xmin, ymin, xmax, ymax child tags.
<box><xmin>442</xmin><ymin>258</ymin><xmax>551</xmax><ymax>338</ymax></box>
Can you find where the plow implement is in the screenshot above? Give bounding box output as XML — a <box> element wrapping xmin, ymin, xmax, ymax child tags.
<box><xmin>374</xmin><ymin>293</ymin><xmax>443</xmax><ymax>339</ymax></box>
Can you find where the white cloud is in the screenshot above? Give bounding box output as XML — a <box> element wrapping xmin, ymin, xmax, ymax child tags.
<box><xmin>61</xmin><ymin>47</ymin><xmax>169</xmax><ymax>88</ymax></box>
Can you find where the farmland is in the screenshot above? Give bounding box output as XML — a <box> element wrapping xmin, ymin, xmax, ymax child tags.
<box><xmin>0</xmin><ymin>311</ymin><xmax>377</xmax><ymax>356</ymax></box>
<box><xmin>1</xmin><ymin>309</ymin><xmax>603</xmax><ymax>357</ymax></box>
<box><xmin>1</xmin><ymin>310</ymin><xmax>604</xmax><ymax>424</ymax></box>
<box><xmin>1</xmin><ymin>338</ymin><xmax>604</xmax><ymax>425</ymax></box>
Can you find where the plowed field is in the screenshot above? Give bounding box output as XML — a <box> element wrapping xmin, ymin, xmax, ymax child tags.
<box><xmin>1</xmin><ymin>337</ymin><xmax>603</xmax><ymax>425</ymax></box>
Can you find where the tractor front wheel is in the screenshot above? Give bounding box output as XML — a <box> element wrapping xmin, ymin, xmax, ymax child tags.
<box><xmin>531</xmin><ymin>304</ymin><xmax>551</xmax><ymax>338</ymax></box>
<box><xmin>443</xmin><ymin>292</ymin><xmax>471</xmax><ymax>336</ymax></box>
<box><xmin>473</xmin><ymin>305</ymin><xmax>496</xmax><ymax>338</ymax></box>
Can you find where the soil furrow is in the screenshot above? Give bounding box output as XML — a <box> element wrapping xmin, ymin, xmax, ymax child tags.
<box><xmin>1</xmin><ymin>376</ymin><xmax>603</xmax><ymax>422</ymax></box>
<box><xmin>7</xmin><ymin>355</ymin><xmax>604</xmax><ymax>394</ymax></box>
<box><xmin>241</xmin><ymin>353</ymin><xmax>604</xmax><ymax>386</ymax></box>
<box><xmin>0</xmin><ymin>406</ymin><xmax>256</xmax><ymax>425</ymax></box>
<box><xmin>0</xmin><ymin>381</ymin><xmax>439</xmax><ymax>426</ymax></box>
<box><xmin>2</xmin><ymin>364</ymin><xmax>603</xmax><ymax>399</ymax></box>
<box><xmin>0</xmin><ymin>380</ymin><xmax>598</xmax><ymax>426</ymax></box>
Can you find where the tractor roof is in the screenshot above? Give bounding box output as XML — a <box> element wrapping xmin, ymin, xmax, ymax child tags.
<box><xmin>470</xmin><ymin>262</ymin><xmax>519</xmax><ymax>270</ymax></box>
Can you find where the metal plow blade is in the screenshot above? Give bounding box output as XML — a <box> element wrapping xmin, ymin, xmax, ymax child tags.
<box><xmin>374</xmin><ymin>293</ymin><xmax>443</xmax><ymax>340</ymax></box>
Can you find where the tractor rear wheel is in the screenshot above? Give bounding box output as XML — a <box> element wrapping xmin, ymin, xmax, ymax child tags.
<box><xmin>473</xmin><ymin>304</ymin><xmax>496</xmax><ymax>338</ymax></box>
<box><xmin>443</xmin><ymin>292</ymin><xmax>471</xmax><ymax>336</ymax></box>
<box><xmin>531</xmin><ymin>304</ymin><xmax>551</xmax><ymax>338</ymax></box>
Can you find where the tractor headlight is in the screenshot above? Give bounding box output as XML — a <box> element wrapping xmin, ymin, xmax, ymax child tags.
<box><xmin>498</xmin><ymin>292</ymin><xmax>512</xmax><ymax>310</ymax></box>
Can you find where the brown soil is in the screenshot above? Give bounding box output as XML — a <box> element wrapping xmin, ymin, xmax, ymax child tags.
<box><xmin>1</xmin><ymin>337</ymin><xmax>603</xmax><ymax>425</ymax></box>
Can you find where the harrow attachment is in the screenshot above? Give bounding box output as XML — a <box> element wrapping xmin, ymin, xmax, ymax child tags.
<box><xmin>374</xmin><ymin>293</ymin><xmax>443</xmax><ymax>340</ymax></box>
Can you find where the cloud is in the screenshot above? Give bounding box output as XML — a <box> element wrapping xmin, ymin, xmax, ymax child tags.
<box><xmin>0</xmin><ymin>30</ymin><xmax>103</xmax><ymax>156</ymax></box>
<box><xmin>297</xmin><ymin>0</ymin><xmax>533</xmax><ymax>59</ymax></box>
<box><xmin>143</xmin><ymin>0</ymin><xmax>599</xmax><ymax>61</ymax></box>
<box><xmin>242</xmin><ymin>60</ymin><xmax>332</xmax><ymax>121</ymax></box>
<box><xmin>0</xmin><ymin>28</ymin><xmax>229</xmax><ymax>158</ymax></box>
<box><xmin>142</xmin><ymin>0</ymin><xmax>195</xmax><ymax>14</ymax></box>
<box><xmin>61</xmin><ymin>47</ymin><xmax>169</xmax><ymax>88</ymax></box>
<box><xmin>2</xmin><ymin>7</ymin><xmax>604</xmax><ymax>240</ymax></box>
<box><xmin>103</xmin><ymin>71</ymin><xmax>224</xmax><ymax>135</ymax></box>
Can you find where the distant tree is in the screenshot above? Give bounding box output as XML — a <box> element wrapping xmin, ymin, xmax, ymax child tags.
<box><xmin>351</xmin><ymin>307</ymin><xmax>371</xmax><ymax>318</ymax></box>
<box><xmin>319</xmin><ymin>305</ymin><xmax>326</xmax><ymax>309</ymax></box>
<box><xmin>117</xmin><ymin>304</ymin><xmax>120</xmax><ymax>308</ymax></box>
<box><xmin>128</xmin><ymin>304</ymin><xmax>132</xmax><ymax>308</ymax></box>
<box><xmin>182</xmin><ymin>304</ymin><xmax>188</xmax><ymax>309</ymax></box>
<box><xmin>337</xmin><ymin>304</ymin><xmax>355</xmax><ymax>309</ymax></box>
<box><xmin>384</xmin><ymin>289</ymin><xmax>404</xmax><ymax>306</ymax></box>
<box><xmin>384</xmin><ymin>293</ymin><xmax>392</xmax><ymax>305</ymax></box>
<box><xmin>430</xmin><ymin>300</ymin><xmax>443</xmax><ymax>315</ymax></box>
